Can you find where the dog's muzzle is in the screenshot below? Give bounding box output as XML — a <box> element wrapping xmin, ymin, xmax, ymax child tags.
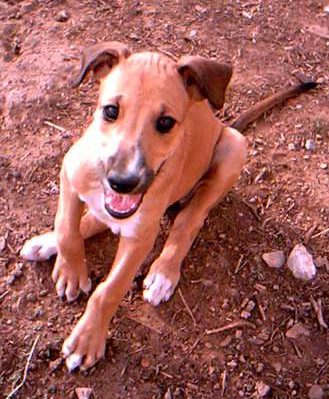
<box><xmin>104</xmin><ymin>169</ymin><xmax>155</xmax><ymax>219</ymax></box>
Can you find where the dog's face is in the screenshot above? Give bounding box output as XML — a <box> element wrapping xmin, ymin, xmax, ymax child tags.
<box><xmin>73</xmin><ymin>42</ymin><xmax>232</xmax><ymax>221</ymax></box>
<box><xmin>93</xmin><ymin>53</ymin><xmax>190</xmax><ymax>219</ymax></box>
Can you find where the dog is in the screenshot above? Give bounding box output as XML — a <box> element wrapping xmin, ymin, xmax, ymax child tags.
<box><xmin>20</xmin><ymin>42</ymin><xmax>317</xmax><ymax>371</ymax></box>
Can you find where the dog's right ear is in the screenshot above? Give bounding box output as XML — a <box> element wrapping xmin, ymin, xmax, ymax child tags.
<box><xmin>72</xmin><ymin>41</ymin><xmax>131</xmax><ymax>87</ymax></box>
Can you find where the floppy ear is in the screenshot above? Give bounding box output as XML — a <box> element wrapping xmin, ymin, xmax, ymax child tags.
<box><xmin>177</xmin><ymin>56</ymin><xmax>232</xmax><ymax>109</ymax></box>
<box><xmin>72</xmin><ymin>41</ymin><xmax>131</xmax><ymax>87</ymax></box>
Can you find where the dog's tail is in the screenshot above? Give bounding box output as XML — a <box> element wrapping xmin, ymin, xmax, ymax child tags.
<box><xmin>230</xmin><ymin>76</ymin><xmax>318</xmax><ymax>132</ymax></box>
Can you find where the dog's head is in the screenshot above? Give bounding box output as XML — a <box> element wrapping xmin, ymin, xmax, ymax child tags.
<box><xmin>74</xmin><ymin>42</ymin><xmax>232</xmax><ymax>220</ymax></box>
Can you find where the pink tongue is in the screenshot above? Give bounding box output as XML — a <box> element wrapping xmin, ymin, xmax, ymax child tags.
<box><xmin>105</xmin><ymin>192</ymin><xmax>141</xmax><ymax>212</ymax></box>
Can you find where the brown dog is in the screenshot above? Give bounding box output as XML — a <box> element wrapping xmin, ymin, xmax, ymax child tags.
<box><xmin>21</xmin><ymin>42</ymin><xmax>316</xmax><ymax>371</ymax></box>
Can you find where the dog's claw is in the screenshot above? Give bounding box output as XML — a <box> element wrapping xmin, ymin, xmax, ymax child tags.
<box><xmin>80</xmin><ymin>278</ymin><xmax>92</xmax><ymax>295</ymax></box>
<box><xmin>143</xmin><ymin>272</ymin><xmax>176</xmax><ymax>306</ymax></box>
<box><xmin>20</xmin><ymin>232</ymin><xmax>57</xmax><ymax>261</ymax></box>
<box><xmin>66</xmin><ymin>353</ymin><xmax>83</xmax><ymax>372</ymax></box>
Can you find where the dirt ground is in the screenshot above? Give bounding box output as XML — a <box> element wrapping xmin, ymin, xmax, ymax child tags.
<box><xmin>1</xmin><ymin>1</ymin><xmax>329</xmax><ymax>398</ymax></box>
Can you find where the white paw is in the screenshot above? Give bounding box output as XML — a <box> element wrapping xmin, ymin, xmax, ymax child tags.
<box><xmin>143</xmin><ymin>272</ymin><xmax>176</xmax><ymax>306</ymax></box>
<box><xmin>20</xmin><ymin>232</ymin><xmax>57</xmax><ymax>261</ymax></box>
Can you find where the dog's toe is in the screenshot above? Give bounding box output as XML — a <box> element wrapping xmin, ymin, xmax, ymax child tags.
<box><xmin>20</xmin><ymin>232</ymin><xmax>57</xmax><ymax>261</ymax></box>
<box><xmin>66</xmin><ymin>353</ymin><xmax>83</xmax><ymax>372</ymax></box>
<box><xmin>143</xmin><ymin>272</ymin><xmax>176</xmax><ymax>306</ymax></box>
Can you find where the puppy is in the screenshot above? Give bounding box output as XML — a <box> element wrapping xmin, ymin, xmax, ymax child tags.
<box><xmin>21</xmin><ymin>42</ymin><xmax>316</xmax><ymax>371</ymax></box>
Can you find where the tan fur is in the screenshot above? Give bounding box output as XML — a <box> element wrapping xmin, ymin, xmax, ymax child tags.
<box><xmin>21</xmin><ymin>43</ymin><xmax>247</xmax><ymax>371</ymax></box>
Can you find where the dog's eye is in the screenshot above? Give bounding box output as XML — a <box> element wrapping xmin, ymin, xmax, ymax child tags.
<box><xmin>156</xmin><ymin>116</ymin><xmax>176</xmax><ymax>134</ymax></box>
<box><xmin>103</xmin><ymin>105</ymin><xmax>119</xmax><ymax>122</ymax></box>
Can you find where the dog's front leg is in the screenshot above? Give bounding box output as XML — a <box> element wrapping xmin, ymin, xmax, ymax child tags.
<box><xmin>144</xmin><ymin>127</ymin><xmax>247</xmax><ymax>306</ymax></box>
<box><xmin>62</xmin><ymin>224</ymin><xmax>158</xmax><ymax>371</ymax></box>
<box><xmin>51</xmin><ymin>166</ymin><xmax>91</xmax><ymax>302</ymax></box>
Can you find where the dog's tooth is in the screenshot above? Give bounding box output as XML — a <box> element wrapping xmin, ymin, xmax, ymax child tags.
<box><xmin>66</xmin><ymin>353</ymin><xmax>82</xmax><ymax>372</ymax></box>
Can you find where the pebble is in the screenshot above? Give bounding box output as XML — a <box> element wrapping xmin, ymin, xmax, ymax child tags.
<box><xmin>256</xmin><ymin>381</ymin><xmax>271</xmax><ymax>397</ymax></box>
<box><xmin>189</xmin><ymin>29</ymin><xmax>198</xmax><ymax>38</ymax></box>
<box><xmin>319</xmin><ymin>163</ymin><xmax>328</xmax><ymax>170</ymax></box>
<box><xmin>305</xmin><ymin>139</ymin><xmax>315</xmax><ymax>151</ymax></box>
<box><xmin>286</xmin><ymin>322</ymin><xmax>310</xmax><ymax>339</ymax></box>
<box><xmin>288</xmin><ymin>143</ymin><xmax>296</xmax><ymax>151</ymax></box>
<box><xmin>220</xmin><ymin>336</ymin><xmax>232</xmax><ymax>347</ymax></box>
<box><xmin>308</xmin><ymin>384</ymin><xmax>324</xmax><ymax>399</ymax></box>
<box><xmin>324</xmin><ymin>5</ymin><xmax>329</xmax><ymax>13</ymax></box>
<box><xmin>262</xmin><ymin>250</ymin><xmax>285</xmax><ymax>269</ymax></box>
<box><xmin>75</xmin><ymin>387</ymin><xmax>93</xmax><ymax>399</ymax></box>
<box><xmin>256</xmin><ymin>362</ymin><xmax>264</xmax><ymax>373</ymax></box>
<box><xmin>55</xmin><ymin>10</ymin><xmax>70</xmax><ymax>22</ymax></box>
<box><xmin>287</xmin><ymin>244</ymin><xmax>316</xmax><ymax>281</ymax></box>
<box><xmin>0</xmin><ymin>236</ymin><xmax>6</xmax><ymax>253</ymax></box>
<box><xmin>240</xmin><ymin>310</ymin><xmax>251</xmax><ymax>319</ymax></box>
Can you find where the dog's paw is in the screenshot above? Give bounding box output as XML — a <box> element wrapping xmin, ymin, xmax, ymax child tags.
<box><xmin>143</xmin><ymin>271</ymin><xmax>178</xmax><ymax>306</ymax></box>
<box><xmin>20</xmin><ymin>232</ymin><xmax>57</xmax><ymax>261</ymax></box>
<box><xmin>62</xmin><ymin>311</ymin><xmax>107</xmax><ymax>372</ymax></box>
<box><xmin>52</xmin><ymin>256</ymin><xmax>91</xmax><ymax>302</ymax></box>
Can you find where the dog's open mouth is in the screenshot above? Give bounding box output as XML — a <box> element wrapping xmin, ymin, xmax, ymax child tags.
<box><xmin>104</xmin><ymin>191</ymin><xmax>143</xmax><ymax>219</ymax></box>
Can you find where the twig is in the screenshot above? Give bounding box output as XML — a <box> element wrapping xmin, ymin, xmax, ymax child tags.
<box><xmin>255</xmin><ymin>295</ymin><xmax>267</xmax><ymax>322</ymax></box>
<box><xmin>178</xmin><ymin>288</ymin><xmax>197</xmax><ymax>326</ymax></box>
<box><xmin>0</xmin><ymin>290</ymin><xmax>9</xmax><ymax>300</ymax></box>
<box><xmin>310</xmin><ymin>296</ymin><xmax>328</xmax><ymax>329</ymax></box>
<box><xmin>234</xmin><ymin>255</ymin><xmax>245</xmax><ymax>274</ymax></box>
<box><xmin>44</xmin><ymin>120</ymin><xmax>66</xmax><ymax>132</ymax></box>
<box><xmin>311</xmin><ymin>227</ymin><xmax>329</xmax><ymax>240</ymax></box>
<box><xmin>205</xmin><ymin>320</ymin><xmax>256</xmax><ymax>335</ymax></box>
<box><xmin>304</xmin><ymin>224</ymin><xmax>317</xmax><ymax>245</ymax></box>
<box><xmin>221</xmin><ymin>369</ymin><xmax>227</xmax><ymax>397</ymax></box>
<box><xmin>5</xmin><ymin>335</ymin><xmax>40</xmax><ymax>399</ymax></box>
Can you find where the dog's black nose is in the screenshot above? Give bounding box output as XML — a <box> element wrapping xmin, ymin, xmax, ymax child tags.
<box><xmin>108</xmin><ymin>174</ymin><xmax>140</xmax><ymax>194</ymax></box>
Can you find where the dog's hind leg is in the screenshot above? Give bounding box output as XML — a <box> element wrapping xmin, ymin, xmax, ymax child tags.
<box><xmin>143</xmin><ymin>127</ymin><xmax>247</xmax><ymax>306</ymax></box>
<box><xmin>20</xmin><ymin>210</ymin><xmax>108</xmax><ymax>262</ymax></box>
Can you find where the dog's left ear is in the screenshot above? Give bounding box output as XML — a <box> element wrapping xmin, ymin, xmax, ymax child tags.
<box><xmin>72</xmin><ymin>41</ymin><xmax>131</xmax><ymax>87</ymax></box>
<box><xmin>177</xmin><ymin>56</ymin><xmax>232</xmax><ymax>109</ymax></box>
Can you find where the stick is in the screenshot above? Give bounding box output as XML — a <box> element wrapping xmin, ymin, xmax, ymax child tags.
<box><xmin>0</xmin><ymin>290</ymin><xmax>9</xmax><ymax>300</ymax></box>
<box><xmin>205</xmin><ymin>320</ymin><xmax>256</xmax><ymax>335</ymax></box>
<box><xmin>221</xmin><ymin>369</ymin><xmax>227</xmax><ymax>397</ymax></box>
<box><xmin>311</xmin><ymin>227</ymin><xmax>329</xmax><ymax>240</ymax></box>
<box><xmin>5</xmin><ymin>335</ymin><xmax>40</xmax><ymax>399</ymax></box>
<box><xmin>178</xmin><ymin>288</ymin><xmax>197</xmax><ymax>325</ymax></box>
<box><xmin>310</xmin><ymin>297</ymin><xmax>328</xmax><ymax>329</ymax></box>
<box><xmin>44</xmin><ymin>120</ymin><xmax>67</xmax><ymax>132</ymax></box>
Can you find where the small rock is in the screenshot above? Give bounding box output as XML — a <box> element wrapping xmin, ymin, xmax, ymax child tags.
<box><xmin>240</xmin><ymin>310</ymin><xmax>251</xmax><ymax>319</ymax></box>
<box><xmin>308</xmin><ymin>384</ymin><xmax>324</xmax><ymax>399</ymax></box>
<box><xmin>6</xmin><ymin>275</ymin><xmax>16</xmax><ymax>286</ymax></box>
<box><xmin>75</xmin><ymin>387</ymin><xmax>93</xmax><ymax>399</ymax></box>
<box><xmin>324</xmin><ymin>5</ymin><xmax>329</xmax><ymax>14</ymax></box>
<box><xmin>256</xmin><ymin>381</ymin><xmax>271</xmax><ymax>397</ymax></box>
<box><xmin>141</xmin><ymin>357</ymin><xmax>151</xmax><ymax>368</ymax></box>
<box><xmin>286</xmin><ymin>323</ymin><xmax>310</xmax><ymax>339</ymax></box>
<box><xmin>320</xmin><ymin>163</ymin><xmax>328</xmax><ymax>170</ymax></box>
<box><xmin>49</xmin><ymin>358</ymin><xmax>63</xmax><ymax>372</ymax></box>
<box><xmin>55</xmin><ymin>10</ymin><xmax>70</xmax><ymax>22</ymax></box>
<box><xmin>288</xmin><ymin>143</ymin><xmax>296</xmax><ymax>151</ymax></box>
<box><xmin>0</xmin><ymin>236</ymin><xmax>6</xmax><ymax>253</ymax></box>
<box><xmin>220</xmin><ymin>335</ymin><xmax>232</xmax><ymax>347</ymax></box>
<box><xmin>195</xmin><ymin>5</ymin><xmax>207</xmax><ymax>13</ymax></box>
<box><xmin>305</xmin><ymin>139</ymin><xmax>315</xmax><ymax>151</ymax></box>
<box><xmin>262</xmin><ymin>250</ymin><xmax>285</xmax><ymax>269</ymax></box>
<box><xmin>256</xmin><ymin>362</ymin><xmax>264</xmax><ymax>373</ymax></box>
<box><xmin>287</xmin><ymin>244</ymin><xmax>316</xmax><ymax>281</ymax></box>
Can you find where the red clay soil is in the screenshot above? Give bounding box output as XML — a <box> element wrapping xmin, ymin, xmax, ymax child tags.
<box><xmin>1</xmin><ymin>1</ymin><xmax>329</xmax><ymax>398</ymax></box>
